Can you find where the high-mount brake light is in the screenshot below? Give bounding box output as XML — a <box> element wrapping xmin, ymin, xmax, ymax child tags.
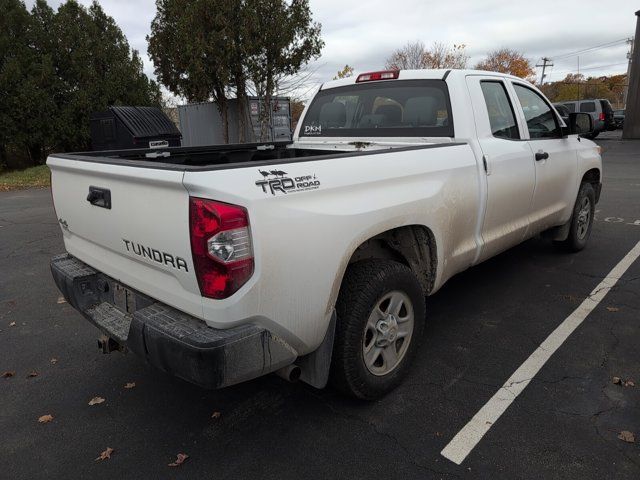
<box><xmin>189</xmin><ymin>197</ymin><xmax>254</xmax><ymax>299</ymax></box>
<box><xmin>356</xmin><ymin>70</ymin><xmax>400</xmax><ymax>83</ymax></box>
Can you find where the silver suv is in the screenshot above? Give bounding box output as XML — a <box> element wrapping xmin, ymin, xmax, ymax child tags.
<box><xmin>556</xmin><ymin>99</ymin><xmax>615</xmax><ymax>138</ymax></box>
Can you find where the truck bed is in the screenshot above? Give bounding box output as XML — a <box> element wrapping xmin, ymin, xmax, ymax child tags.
<box><xmin>52</xmin><ymin>140</ymin><xmax>459</xmax><ymax>171</ymax></box>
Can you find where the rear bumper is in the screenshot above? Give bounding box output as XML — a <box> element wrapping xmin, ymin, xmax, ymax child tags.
<box><xmin>50</xmin><ymin>253</ymin><xmax>297</xmax><ymax>389</ymax></box>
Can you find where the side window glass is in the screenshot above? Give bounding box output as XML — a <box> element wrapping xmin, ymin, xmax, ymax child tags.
<box><xmin>480</xmin><ymin>81</ymin><xmax>520</xmax><ymax>140</ymax></box>
<box><xmin>580</xmin><ymin>102</ymin><xmax>596</xmax><ymax>113</ymax></box>
<box><xmin>513</xmin><ymin>84</ymin><xmax>561</xmax><ymax>139</ymax></box>
<box><xmin>563</xmin><ymin>103</ymin><xmax>576</xmax><ymax>113</ymax></box>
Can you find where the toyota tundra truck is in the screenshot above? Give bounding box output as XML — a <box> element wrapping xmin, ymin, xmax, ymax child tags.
<box><xmin>48</xmin><ymin>69</ymin><xmax>602</xmax><ymax>399</ymax></box>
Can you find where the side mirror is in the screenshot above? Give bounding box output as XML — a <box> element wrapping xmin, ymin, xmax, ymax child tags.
<box><xmin>562</xmin><ymin>112</ymin><xmax>593</xmax><ymax>136</ymax></box>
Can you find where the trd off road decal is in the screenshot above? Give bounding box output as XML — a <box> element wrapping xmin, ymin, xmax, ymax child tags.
<box><xmin>255</xmin><ymin>169</ymin><xmax>321</xmax><ymax>196</ymax></box>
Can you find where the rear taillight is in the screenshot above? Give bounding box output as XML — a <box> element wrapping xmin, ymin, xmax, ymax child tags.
<box><xmin>599</xmin><ymin>113</ymin><xmax>605</xmax><ymax>121</ymax></box>
<box><xmin>189</xmin><ymin>197</ymin><xmax>254</xmax><ymax>299</ymax></box>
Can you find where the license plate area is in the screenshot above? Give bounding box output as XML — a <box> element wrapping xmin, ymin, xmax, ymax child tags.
<box><xmin>113</xmin><ymin>283</ymin><xmax>136</xmax><ymax>314</ymax></box>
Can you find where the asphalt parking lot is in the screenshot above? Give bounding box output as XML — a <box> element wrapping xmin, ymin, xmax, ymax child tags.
<box><xmin>1</xmin><ymin>134</ymin><xmax>639</xmax><ymax>479</ymax></box>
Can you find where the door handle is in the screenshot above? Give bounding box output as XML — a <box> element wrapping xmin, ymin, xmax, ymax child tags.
<box><xmin>535</xmin><ymin>151</ymin><xmax>549</xmax><ymax>161</ymax></box>
<box><xmin>86</xmin><ymin>186</ymin><xmax>111</xmax><ymax>209</ymax></box>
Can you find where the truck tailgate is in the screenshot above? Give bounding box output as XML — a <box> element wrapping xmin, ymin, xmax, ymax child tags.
<box><xmin>47</xmin><ymin>156</ymin><xmax>203</xmax><ymax>318</ymax></box>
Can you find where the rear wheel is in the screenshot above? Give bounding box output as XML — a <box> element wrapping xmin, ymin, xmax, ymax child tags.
<box><xmin>330</xmin><ymin>260</ymin><xmax>425</xmax><ymax>400</ymax></box>
<box><xmin>559</xmin><ymin>182</ymin><xmax>595</xmax><ymax>252</ymax></box>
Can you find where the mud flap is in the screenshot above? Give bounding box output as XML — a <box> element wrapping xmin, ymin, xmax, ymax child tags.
<box><xmin>297</xmin><ymin>311</ymin><xmax>336</xmax><ymax>389</ymax></box>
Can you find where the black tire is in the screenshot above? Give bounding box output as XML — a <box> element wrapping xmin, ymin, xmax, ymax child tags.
<box><xmin>330</xmin><ymin>259</ymin><xmax>426</xmax><ymax>400</ymax></box>
<box><xmin>559</xmin><ymin>182</ymin><xmax>595</xmax><ymax>252</ymax></box>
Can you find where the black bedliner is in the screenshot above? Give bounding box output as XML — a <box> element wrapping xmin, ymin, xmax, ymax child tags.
<box><xmin>51</xmin><ymin>140</ymin><xmax>466</xmax><ymax>172</ymax></box>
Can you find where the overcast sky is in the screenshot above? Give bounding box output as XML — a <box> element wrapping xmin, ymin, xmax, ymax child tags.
<box><xmin>25</xmin><ymin>0</ymin><xmax>637</xmax><ymax>100</ymax></box>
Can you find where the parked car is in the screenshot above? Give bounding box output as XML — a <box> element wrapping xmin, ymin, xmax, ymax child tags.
<box><xmin>613</xmin><ymin>109</ymin><xmax>625</xmax><ymax>129</ymax></box>
<box><xmin>48</xmin><ymin>69</ymin><xmax>601</xmax><ymax>400</ymax></box>
<box><xmin>558</xmin><ymin>99</ymin><xmax>615</xmax><ymax>138</ymax></box>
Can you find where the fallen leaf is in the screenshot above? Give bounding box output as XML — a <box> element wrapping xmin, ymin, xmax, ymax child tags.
<box><xmin>2</xmin><ymin>371</ymin><xmax>15</xmax><ymax>378</ymax></box>
<box><xmin>613</xmin><ymin>376</ymin><xmax>636</xmax><ymax>387</ymax></box>
<box><xmin>50</xmin><ymin>358</ymin><xmax>58</xmax><ymax>365</ymax></box>
<box><xmin>9</xmin><ymin>322</ymin><xmax>16</xmax><ymax>327</ymax></box>
<box><xmin>88</xmin><ymin>396</ymin><xmax>105</xmax><ymax>406</ymax></box>
<box><xmin>211</xmin><ymin>411</ymin><xmax>221</xmax><ymax>419</ymax></box>
<box><xmin>606</xmin><ymin>306</ymin><xmax>620</xmax><ymax>312</ymax></box>
<box><xmin>38</xmin><ymin>414</ymin><xmax>54</xmax><ymax>423</ymax></box>
<box><xmin>124</xmin><ymin>382</ymin><xmax>136</xmax><ymax>389</ymax></box>
<box><xmin>26</xmin><ymin>371</ymin><xmax>38</xmax><ymax>378</ymax></box>
<box><xmin>95</xmin><ymin>447</ymin><xmax>114</xmax><ymax>461</ymax></box>
<box><xmin>56</xmin><ymin>296</ymin><xmax>67</xmax><ymax>304</ymax></box>
<box><xmin>168</xmin><ymin>453</ymin><xmax>189</xmax><ymax>467</ymax></box>
<box><xmin>618</xmin><ymin>431</ymin><xmax>635</xmax><ymax>443</ymax></box>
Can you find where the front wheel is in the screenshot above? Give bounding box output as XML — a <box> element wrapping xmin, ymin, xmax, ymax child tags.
<box><xmin>559</xmin><ymin>182</ymin><xmax>595</xmax><ymax>252</ymax></box>
<box><xmin>330</xmin><ymin>260</ymin><xmax>426</xmax><ymax>400</ymax></box>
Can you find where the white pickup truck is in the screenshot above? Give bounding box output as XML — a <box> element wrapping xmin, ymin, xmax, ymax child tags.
<box><xmin>48</xmin><ymin>69</ymin><xmax>602</xmax><ymax>399</ymax></box>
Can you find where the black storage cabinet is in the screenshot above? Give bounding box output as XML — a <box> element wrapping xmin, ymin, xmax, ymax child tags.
<box><xmin>90</xmin><ymin>106</ymin><xmax>181</xmax><ymax>151</ymax></box>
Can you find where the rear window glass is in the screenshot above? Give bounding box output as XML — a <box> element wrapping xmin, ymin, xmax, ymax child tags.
<box><xmin>580</xmin><ymin>102</ymin><xmax>596</xmax><ymax>113</ymax></box>
<box><xmin>480</xmin><ymin>81</ymin><xmax>520</xmax><ymax>139</ymax></box>
<box><xmin>299</xmin><ymin>80</ymin><xmax>453</xmax><ymax>137</ymax></box>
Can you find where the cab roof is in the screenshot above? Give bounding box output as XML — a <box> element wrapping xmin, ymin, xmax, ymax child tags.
<box><xmin>321</xmin><ymin>69</ymin><xmax>525</xmax><ymax>90</ymax></box>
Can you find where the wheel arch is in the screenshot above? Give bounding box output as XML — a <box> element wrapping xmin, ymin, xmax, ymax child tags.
<box><xmin>326</xmin><ymin>224</ymin><xmax>438</xmax><ymax>319</ymax></box>
<box><xmin>581</xmin><ymin>167</ymin><xmax>602</xmax><ymax>203</ymax></box>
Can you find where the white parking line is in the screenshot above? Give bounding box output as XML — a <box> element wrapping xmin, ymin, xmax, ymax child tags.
<box><xmin>441</xmin><ymin>240</ymin><xmax>640</xmax><ymax>465</ymax></box>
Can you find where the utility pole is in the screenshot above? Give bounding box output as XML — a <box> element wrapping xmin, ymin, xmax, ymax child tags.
<box><xmin>623</xmin><ymin>37</ymin><xmax>634</xmax><ymax>107</ymax></box>
<box><xmin>536</xmin><ymin>57</ymin><xmax>554</xmax><ymax>86</ymax></box>
<box><xmin>623</xmin><ymin>10</ymin><xmax>640</xmax><ymax>139</ymax></box>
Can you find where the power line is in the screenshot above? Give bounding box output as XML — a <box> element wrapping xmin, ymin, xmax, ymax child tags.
<box><xmin>551</xmin><ymin>38</ymin><xmax>629</xmax><ymax>61</ymax></box>
<box><xmin>550</xmin><ymin>62</ymin><xmax>629</xmax><ymax>77</ymax></box>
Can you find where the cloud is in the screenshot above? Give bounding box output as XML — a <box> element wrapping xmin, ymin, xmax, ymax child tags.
<box><xmin>26</xmin><ymin>0</ymin><xmax>637</xmax><ymax>99</ymax></box>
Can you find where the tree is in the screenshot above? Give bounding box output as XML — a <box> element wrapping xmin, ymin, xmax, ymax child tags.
<box><xmin>148</xmin><ymin>0</ymin><xmax>234</xmax><ymax>141</ymax></box>
<box><xmin>423</xmin><ymin>42</ymin><xmax>468</xmax><ymax>69</ymax></box>
<box><xmin>0</xmin><ymin>0</ymin><xmax>160</xmax><ymax>167</ymax></box>
<box><xmin>243</xmin><ymin>0</ymin><xmax>323</xmax><ymax>141</ymax></box>
<box><xmin>0</xmin><ymin>0</ymin><xmax>38</xmax><ymax>167</ymax></box>
<box><xmin>385</xmin><ymin>40</ymin><xmax>426</xmax><ymax>70</ymax></box>
<box><xmin>52</xmin><ymin>1</ymin><xmax>161</xmax><ymax>152</ymax></box>
<box><xmin>149</xmin><ymin>0</ymin><xmax>323</xmax><ymax>143</ymax></box>
<box><xmin>385</xmin><ymin>41</ymin><xmax>468</xmax><ymax>70</ymax></box>
<box><xmin>540</xmin><ymin>73</ymin><xmax>628</xmax><ymax>107</ymax></box>
<box><xmin>475</xmin><ymin>48</ymin><xmax>535</xmax><ymax>80</ymax></box>
<box><xmin>333</xmin><ymin>64</ymin><xmax>354</xmax><ymax>80</ymax></box>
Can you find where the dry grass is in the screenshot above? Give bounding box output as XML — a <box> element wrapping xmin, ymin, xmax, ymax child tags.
<box><xmin>0</xmin><ymin>165</ymin><xmax>51</xmax><ymax>191</ymax></box>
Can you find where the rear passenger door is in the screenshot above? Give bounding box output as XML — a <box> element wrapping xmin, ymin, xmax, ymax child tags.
<box><xmin>467</xmin><ymin>76</ymin><xmax>536</xmax><ymax>261</ymax></box>
<box><xmin>510</xmin><ymin>83</ymin><xmax>579</xmax><ymax>233</ymax></box>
